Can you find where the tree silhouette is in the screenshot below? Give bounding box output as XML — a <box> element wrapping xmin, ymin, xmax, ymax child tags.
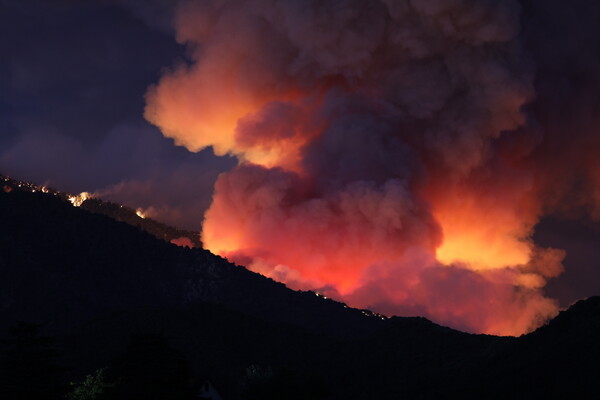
<box><xmin>67</xmin><ymin>368</ymin><xmax>114</xmax><ymax>400</ymax></box>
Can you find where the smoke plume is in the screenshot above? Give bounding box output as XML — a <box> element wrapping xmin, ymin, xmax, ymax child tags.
<box><xmin>144</xmin><ymin>0</ymin><xmax>598</xmax><ymax>335</ymax></box>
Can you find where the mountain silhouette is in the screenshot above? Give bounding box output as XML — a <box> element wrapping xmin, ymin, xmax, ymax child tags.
<box><xmin>1</xmin><ymin>175</ymin><xmax>599</xmax><ymax>399</ymax></box>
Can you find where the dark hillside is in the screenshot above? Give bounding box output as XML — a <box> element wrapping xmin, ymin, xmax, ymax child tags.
<box><xmin>478</xmin><ymin>297</ymin><xmax>600</xmax><ymax>399</ymax></box>
<box><xmin>80</xmin><ymin>197</ymin><xmax>202</xmax><ymax>248</ymax></box>
<box><xmin>0</xmin><ymin>186</ymin><xmax>385</xmax><ymax>338</ymax></box>
<box><xmin>1</xmin><ymin>180</ymin><xmax>599</xmax><ymax>399</ymax></box>
<box><xmin>1</xmin><ymin>174</ymin><xmax>202</xmax><ymax>247</ymax></box>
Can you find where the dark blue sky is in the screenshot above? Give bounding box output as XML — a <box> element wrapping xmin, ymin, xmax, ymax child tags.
<box><xmin>0</xmin><ymin>0</ymin><xmax>235</xmax><ymax>229</ymax></box>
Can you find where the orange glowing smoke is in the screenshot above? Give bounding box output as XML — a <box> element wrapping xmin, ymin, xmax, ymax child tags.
<box><xmin>171</xmin><ymin>237</ymin><xmax>194</xmax><ymax>248</ymax></box>
<box><xmin>145</xmin><ymin>0</ymin><xmax>571</xmax><ymax>335</ymax></box>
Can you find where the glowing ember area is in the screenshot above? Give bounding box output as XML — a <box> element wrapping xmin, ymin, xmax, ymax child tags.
<box><xmin>135</xmin><ymin>209</ymin><xmax>146</xmax><ymax>219</ymax></box>
<box><xmin>146</xmin><ymin>0</ymin><xmax>576</xmax><ymax>335</ymax></box>
<box><xmin>171</xmin><ymin>237</ymin><xmax>194</xmax><ymax>248</ymax></box>
<box><xmin>68</xmin><ymin>192</ymin><xmax>91</xmax><ymax>207</ymax></box>
<box><xmin>1</xmin><ymin>176</ymin><xmax>60</xmax><ymax>196</ymax></box>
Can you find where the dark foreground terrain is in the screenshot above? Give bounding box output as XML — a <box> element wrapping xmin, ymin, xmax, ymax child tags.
<box><xmin>1</xmin><ymin>177</ymin><xmax>599</xmax><ymax>399</ymax></box>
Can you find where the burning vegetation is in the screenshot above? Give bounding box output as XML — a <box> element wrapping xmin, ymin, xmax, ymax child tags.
<box><xmin>68</xmin><ymin>192</ymin><xmax>91</xmax><ymax>207</ymax></box>
<box><xmin>0</xmin><ymin>174</ymin><xmax>201</xmax><ymax>249</ymax></box>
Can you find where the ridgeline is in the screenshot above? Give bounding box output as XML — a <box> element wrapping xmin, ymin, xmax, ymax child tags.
<box><xmin>1</xmin><ymin>175</ymin><xmax>598</xmax><ymax>399</ymax></box>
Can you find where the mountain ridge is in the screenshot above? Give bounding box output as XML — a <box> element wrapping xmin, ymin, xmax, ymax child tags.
<box><xmin>1</xmin><ymin>174</ymin><xmax>599</xmax><ymax>399</ymax></box>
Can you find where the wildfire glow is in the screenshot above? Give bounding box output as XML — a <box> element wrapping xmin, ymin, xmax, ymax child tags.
<box><xmin>135</xmin><ymin>209</ymin><xmax>146</xmax><ymax>219</ymax></box>
<box><xmin>144</xmin><ymin>0</ymin><xmax>579</xmax><ymax>335</ymax></box>
<box><xmin>428</xmin><ymin>182</ymin><xmax>536</xmax><ymax>272</ymax></box>
<box><xmin>68</xmin><ymin>192</ymin><xmax>90</xmax><ymax>207</ymax></box>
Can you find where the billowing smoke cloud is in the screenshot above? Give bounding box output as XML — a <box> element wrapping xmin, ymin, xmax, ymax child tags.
<box><xmin>144</xmin><ymin>0</ymin><xmax>598</xmax><ymax>335</ymax></box>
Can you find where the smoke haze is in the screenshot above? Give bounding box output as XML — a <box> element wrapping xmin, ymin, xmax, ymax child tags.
<box><xmin>142</xmin><ymin>0</ymin><xmax>600</xmax><ymax>335</ymax></box>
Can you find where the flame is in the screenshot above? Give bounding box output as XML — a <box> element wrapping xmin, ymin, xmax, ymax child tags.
<box><xmin>135</xmin><ymin>208</ymin><xmax>146</xmax><ymax>219</ymax></box>
<box><xmin>68</xmin><ymin>192</ymin><xmax>90</xmax><ymax>207</ymax></box>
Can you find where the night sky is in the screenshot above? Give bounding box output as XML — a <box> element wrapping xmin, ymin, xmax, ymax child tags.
<box><xmin>2</xmin><ymin>0</ymin><xmax>600</xmax><ymax>335</ymax></box>
<box><xmin>0</xmin><ymin>0</ymin><xmax>236</xmax><ymax>230</ymax></box>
